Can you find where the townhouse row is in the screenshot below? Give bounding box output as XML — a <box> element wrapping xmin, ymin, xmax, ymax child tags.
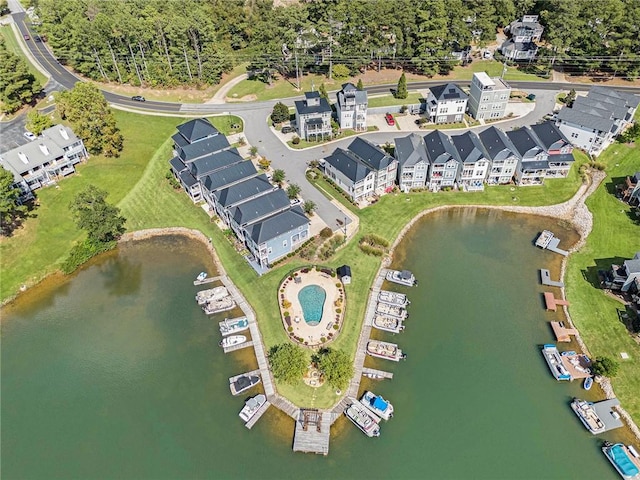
<box><xmin>169</xmin><ymin>118</ymin><xmax>310</xmax><ymax>270</ymax></box>
<box><xmin>322</xmin><ymin>120</ymin><xmax>574</xmax><ymax>202</ymax></box>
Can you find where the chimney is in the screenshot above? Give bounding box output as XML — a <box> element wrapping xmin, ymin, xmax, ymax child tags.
<box><xmin>59</xmin><ymin>127</ymin><xmax>69</xmax><ymax>140</ymax></box>
<box><xmin>39</xmin><ymin>144</ymin><xmax>50</xmax><ymax>156</ymax></box>
<box><xmin>18</xmin><ymin>152</ymin><xmax>29</xmax><ymax>164</ymax></box>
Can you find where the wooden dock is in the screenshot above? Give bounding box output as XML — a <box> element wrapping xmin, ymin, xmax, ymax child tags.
<box><xmin>540</xmin><ymin>269</ymin><xmax>564</xmax><ymax>287</ymax></box>
<box><xmin>292</xmin><ymin>409</ymin><xmax>331</xmax><ymax>455</ymax></box>
<box><xmin>535</xmin><ymin>231</ymin><xmax>568</xmax><ymax>256</ymax></box>
<box><xmin>223</xmin><ymin>340</ymin><xmax>254</xmax><ymax>354</ymax></box>
<box><xmin>362</xmin><ymin>367</ymin><xmax>394</xmax><ymax>380</ymax></box>
<box><xmin>551</xmin><ymin>321</ymin><xmax>578</xmax><ymax>342</ymax></box>
<box><xmin>269</xmin><ymin>395</ymin><xmax>299</xmax><ymax>420</ymax></box>
<box><xmin>245</xmin><ymin>400</ymin><xmax>271</xmax><ymax>429</ymax></box>
<box><xmin>544</xmin><ymin>292</ymin><xmax>570</xmax><ymax>311</ymax></box>
<box><xmin>193</xmin><ymin>275</ymin><xmax>222</xmax><ymax>286</ymax></box>
<box><xmin>560</xmin><ymin>353</ymin><xmax>591</xmax><ymax>379</ymax></box>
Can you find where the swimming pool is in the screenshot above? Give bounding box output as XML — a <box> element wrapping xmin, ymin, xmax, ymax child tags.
<box><xmin>298</xmin><ymin>285</ymin><xmax>326</xmax><ymax>325</ymax></box>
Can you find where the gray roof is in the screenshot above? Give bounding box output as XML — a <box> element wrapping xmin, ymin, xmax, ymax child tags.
<box><xmin>573</xmin><ymin>96</ymin><xmax>628</xmax><ymax>120</ymax></box>
<box><xmin>501</xmin><ymin>39</ymin><xmax>537</xmax><ymax>52</ymax></box>
<box><xmin>337</xmin><ymin>82</ymin><xmax>367</xmax><ymax>106</ymax></box>
<box><xmin>178</xmin><ymin>135</ymin><xmax>231</xmax><ymax>162</ymax></box>
<box><xmin>505</xmin><ymin>127</ymin><xmax>544</xmax><ymax>158</ymax></box>
<box><xmin>347</xmin><ymin>137</ymin><xmax>395</xmax><ymax>170</ymax></box>
<box><xmin>169</xmin><ymin>156</ymin><xmax>187</xmax><ymax>173</ymax></box>
<box><xmin>294</xmin><ymin>96</ymin><xmax>332</xmax><ymax>116</ymax></box>
<box><xmin>590</xmin><ymin>86</ymin><xmax>640</xmax><ymax>109</ymax></box>
<box><xmin>178</xmin><ymin>170</ymin><xmax>198</xmax><ymax>188</ymax></box>
<box><xmin>231</xmin><ymin>188</ymin><xmax>290</xmax><ymax>226</ymax></box>
<box><xmin>450</xmin><ymin>131</ymin><xmax>488</xmax><ymax>164</ymax></box>
<box><xmin>423</xmin><ymin>130</ymin><xmax>460</xmax><ymax>165</ymax></box>
<box><xmin>556</xmin><ymin>104</ymin><xmax>615</xmax><ymax>133</ymax></box>
<box><xmin>624</xmin><ymin>258</ymin><xmax>640</xmax><ymax>275</ymax></box>
<box><xmin>213</xmin><ymin>174</ymin><xmax>273</xmax><ymax>208</ymax></box>
<box><xmin>324</xmin><ymin>148</ymin><xmax>372</xmax><ymax>183</ymax></box>
<box><xmin>478</xmin><ymin>126</ymin><xmax>520</xmax><ymax>161</ymax></box>
<box><xmin>429</xmin><ymin>83</ymin><xmax>467</xmax><ymax>102</ymax></box>
<box><xmin>172</xmin><ymin>132</ymin><xmax>190</xmax><ymax>149</ymax></box>
<box><xmin>246</xmin><ymin>205</ymin><xmax>309</xmax><ymax>245</ymax></box>
<box><xmin>202</xmin><ymin>161</ymin><xmax>257</xmax><ymax>193</ymax></box>
<box><xmin>189</xmin><ymin>148</ymin><xmax>242</xmax><ymax>179</ymax></box>
<box><xmin>41</xmin><ymin>125</ymin><xmax>80</xmax><ymax>150</ymax></box>
<box><xmin>394</xmin><ymin>133</ymin><xmax>429</xmax><ymax>168</ymax></box>
<box><xmin>529</xmin><ymin>121</ymin><xmax>570</xmax><ymax>151</ymax></box>
<box><xmin>176</xmin><ymin>118</ymin><xmax>219</xmax><ymax>143</ymax></box>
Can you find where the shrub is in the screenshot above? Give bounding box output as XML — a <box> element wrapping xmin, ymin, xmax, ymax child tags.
<box><xmin>359</xmin><ymin>244</ymin><xmax>384</xmax><ymax>256</ymax></box>
<box><xmin>591</xmin><ymin>356</ymin><xmax>620</xmax><ymax>377</ymax></box>
<box><xmin>165</xmin><ymin>170</ymin><xmax>181</xmax><ymax>190</ymax></box>
<box><xmin>320</xmin><ymin>227</ymin><xmax>333</xmax><ymax>239</ymax></box>
<box><xmin>335</xmin><ymin>283</ymin><xmax>342</xmax><ymax>289</ymax></box>
<box><xmin>333</xmin><ymin>324</ymin><xmax>339</xmax><ymax>330</ymax></box>
<box><xmin>360</xmin><ymin>234</ymin><xmax>389</xmax><ymax>248</ymax></box>
<box><xmin>287</xmin><ymin>326</ymin><xmax>294</xmax><ymax>333</ymax></box>
<box><xmin>292</xmin><ymin>136</ymin><xmax>301</xmax><ymax>145</ymax></box>
<box><xmin>283</xmin><ymin>311</ymin><xmax>290</xmax><ymax>317</ymax></box>
<box><xmin>335</xmin><ymin>308</ymin><xmax>341</xmax><ymax>313</ymax></box>
<box><xmin>282</xmin><ymin>299</ymin><xmax>292</xmax><ymax>309</ymax></box>
<box><xmin>320</xmin><ymin>337</ymin><xmax>327</xmax><ymax>343</ymax></box>
<box><xmin>61</xmin><ymin>239</ymin><xmax>115</xmax><ymax>274</ymax></box>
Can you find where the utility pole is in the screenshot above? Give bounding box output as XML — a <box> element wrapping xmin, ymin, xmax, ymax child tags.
<box><xmin>328</xmin><ymin>17</ymin><xmax>333</xmax><ymax>80</ymax></box>
<box><xmin>295</xmin><ymin>50</ymin><xmax>300</xmax><ymax>90</ymax></box>
<box><xmin>107</xmin><ymin>41</ymin><xmax>122</xmax><ymax>83</ymax></box>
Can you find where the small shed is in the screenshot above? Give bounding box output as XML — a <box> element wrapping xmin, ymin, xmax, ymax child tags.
<box><xmin>337</xmin><ymin>265</ymin><xmax>352</xmax><ymax>285</ymax></box>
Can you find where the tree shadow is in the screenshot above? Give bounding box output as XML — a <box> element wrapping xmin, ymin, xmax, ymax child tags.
<box><xmin>605</xmin><ymin>176</ymin><xmax>627</xmax><ymax>197</ymax></box>
<box><xmin>1</xmin><ymin>198</ymin><xmax>39</xmax><ymax>237</ymax></box>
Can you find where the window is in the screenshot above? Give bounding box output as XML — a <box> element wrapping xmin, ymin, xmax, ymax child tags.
<box><xmin>457</xmin><ymin>106</ymin><xmax>464</xmax><ymax>112</ymax></box>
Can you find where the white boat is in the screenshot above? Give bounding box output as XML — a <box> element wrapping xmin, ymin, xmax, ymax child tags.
<box><xmin>345</xmin><ymin>399</ymin><xmax>380</xmax><ymax>437</ymax></box>
<box><xmin>366</xmin><ymin>340</ymin><xmax>405</xmax><ymax>362</ymax></box>
<box><xmin>377</xmin><ymin>290</ymin><xmax>409</xmax><ymax>307</ymax></box>
<box><xmin>372</xmin><ymin>314</ymin><xmax>404</xmax><ymax>334</ymax></box>
<box><xmin>239</xmin><ymin>394</ymin><xmax>267</xmax><ymax>422</ymax></box>
<box><xmin>385</xmin><ymin>269</ymin><xmax>416</xmax><ymax>287</ymax></box>
<box><xmin>220</xmin><ymin>335</ymin><xmax>247</xmax><ymax>348</ymax></box>
<box><xmin>541</xmin><ymin>344</ymin><xmax>571</xmax><ymax>380</ymax></box>
<box><xmin>219</xmin><ymin>317</ymin><xmax>249</xmax><ymax>336</ymax></box>
<box><xmin>376</xmin><ymin>302</ymin><xmax>407</xmax><ymax>319</ymax></box>
<box><xmin>584</xmin><ymin>377</ymin><xmax>593</xmax><ymax>390</ymax></box>
<box><xmin>571</xmin><ymin>398</ymin><xmax>606</xmax><ymax>434</ymax></box>
<box><xmin>602</xmin><ymin>442</ymin><xmax>640</xmax><ymax>479</ymax></box>
<box><xmin>203</xmin><ymin>296</ymin><xmax>235</xmax><ymax>315</ymax></box>
<box><xmin>196</xmin><ymin>272</ymin><xmax>208</xmax><ymax>282</ymax></box>
<box><xmin>196</xmin><ymin>286</ymin><xmax>229</xmax><ymax>305</ymax></box>
<box><xmin>360</xmin><ymin>391</ymin><xmax>394</xmax><ymax>420</ymax></box>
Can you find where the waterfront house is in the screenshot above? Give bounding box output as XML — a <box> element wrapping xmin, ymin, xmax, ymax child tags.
<box><xmin>424</xmin><ymin>130</ymin><xmax>460</xmax><ymax>191</ymax></box>
<box><xmin>336</xmin><ymin>82</ymin><xmax>368</xmax><ymax>131</ymax></box>
<box><xmin>467</xmin><ymin>72</ymin><xmax>512</xmax><ymax>121</ymax></box>
<box><xmin>0</xmin><ymin>124</ymin><xmax>88</xmax><ymax>203</ymax></box>
<box><xmin>501</xmin><ymin>14</ymin><xmax>543</xmax><ymax>61</ymax></box>
<box><xmin>294</xmin><ymin>91</ymin><xmax>332</xmax><ymax>141</ymax></box>
<box><xmin>506</xmin><ymin>127</ymin><xmax>548</xmax><ymax>186</ymax></box>
<box><xmin>228</xmin><ymin>188</ymin><xmax>291</xmax><ymax>242</ymax></box>
<box><xmin>529</xmin><ymin>121</ymin><xmax>575</xmax><ymax>179</ymax></box>
<box><xmin>210</xmin><ymin>174</ymin><xmax>274</xmax><ymax>222</ymax></box>
<box><xmin>394</xmin><ymin>133</ymin><xmax>430</xmax><ymax>192</ymax></box>
<box><xmin>478</xmin><ymin>126</ymin><xmax>520</xmax><ymax>184</ymax></box>
<box><xmin>450</xmin><ymin>131</ymin><xmax>490</xmax><ymax>191</ymax></box>
<box><xmin>323</xmin><ymin>137</ymin><xmax>397</xmax><ymax>203</ymax></box>
<box><xmin>602</xmin><ymin>252</ymin><xmax>640</xmax><ymax>292</ymax></box>
<box><xmin>425</xmin><ymin>83</ymin><xmax>468</xmax><ymax>124</ymax></box>
<box><xmin>555</xmin><ymin>87</ymin><xmax>639</xmax><ymax>156</ymax></box>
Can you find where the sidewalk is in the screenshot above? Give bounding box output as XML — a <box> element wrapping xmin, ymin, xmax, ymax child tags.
<box><xmin>206</xmin><ymin>74</ymin><xmax>248</xmax><ymax>104</ymax></box>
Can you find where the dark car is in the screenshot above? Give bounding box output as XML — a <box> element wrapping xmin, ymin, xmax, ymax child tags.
<box><xmin>34</xmin><ymin>35</ymin><xmax>42</xmax><ymax>42</ymax></box>
<box><xmin>131</xmin><ymin>96</ymin><xmax>146</xmax><ymax>102</ymax></box>
<box><xmin>281</xmin><ymin>126</ymin><xmax>294</xmax><ymax>134</ymax></box>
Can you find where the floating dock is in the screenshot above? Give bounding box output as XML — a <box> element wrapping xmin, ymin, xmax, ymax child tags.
<box><xmin>592</xmin><ymin>399</ymin><xmax>624</xmax><ymax>432</ymax></box>
<box><xmin>535</xmin><ymin>231</ymin><xmax>568</xmax><ymax>256</ymax></box>
<box><xmin>223</xmin><ymin>339</ymin><xmax>254</xmax><ymax>354</ymax></box>
<box><xmin>193</xmin><ymin>275</ymin><xmax>222</xmax><ymax>286</ymax></box>
<box><xmin>560</xmin><ymin>352</ymin><xmax>592</xmax><ymax>379</ymax></box>
<box><xmin>551</xmin><ymin>321</ymin><xmax>579</xmax><ymax>342</ymax></box>
<box><xmin>244</xmin><ymin>400</ymin><xmax>271</xmax><ymax>429</ymax></box>
<box><xmin>540</xmin><ymin>269</ymin><xmax>564</xmax><ymax>287</ymax></box>
<box><xmin>362</xmin><ymin>367</ymin><xmax>394</xmax><ymax>380</ymax></box>
<box><xmin>544</xmin><ymin>292</ymin><xmax>571</xmax><ymax>311</ymax></box>
<box><xmin>292</xmin><ymin>409</ymin><xmax>331</xmax><ymax>455</ymax></box>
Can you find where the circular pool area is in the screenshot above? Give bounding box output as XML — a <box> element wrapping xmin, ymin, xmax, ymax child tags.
<box><xmin>297</xmin><ymin>285</ymin><xmax>326</xmax><ymax>325</ymax></box>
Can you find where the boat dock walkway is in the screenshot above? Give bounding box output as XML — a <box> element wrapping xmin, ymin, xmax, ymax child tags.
<box><xmin>223</xmin><ymin>340</ymin><xmax>254</xmax><ymax>354</ymax></box>
<box><xmin>535</xmin><ymin>231</ymin><xmax>568</xmax><ymax>256</ymax></box>
<box><xmin>245</xmin><ymin>400</ymin><xmax>271</xmax><ymax>429</ymax></box>
<box><xmin>593</xmin><ymin>399</ymin><xmax>624</xmax><ymax>432</ymax></box>
<box><xmin>292</xmin><ymin>409</ymin><xmax>331</xmax><ymax>455</ymax></box>
<box><xmin>269</xmin><ymin>395</ymin><xmax>299</xmax><ymax>420</ymax></box>
<box><xmin>540</xmin><ymin>269</ymin><xmax>564</xmax><ymax>287</ymax></box>
<box><xmin>544</xmin><ymin>292</ymin><xmax>571</xmax><ymax>311</ymax></box>
<box><xmin>551</xmin><ymin>321</ymin><xmax>579</xmax><ymax>342</ymax></box>
<box><xmin>362</xmin><ymin>367</ymin><xmax>394</xmax><ymax>380</ymax></box>
<box><xmin>193</xmin><ymin>275</ymin><xmax>223</xmax><ymax>286</ymax></box>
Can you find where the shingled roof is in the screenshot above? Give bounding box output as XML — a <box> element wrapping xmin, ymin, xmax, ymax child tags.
<box><xmin>176</xmin><ymin>118</ymin><xmax>219</xmax><ymax>144</ymax></box>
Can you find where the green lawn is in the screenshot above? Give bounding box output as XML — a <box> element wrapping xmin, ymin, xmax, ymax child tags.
<box><xmin>565</xmin><ymin>143</ymin><xmax>640</xmax><ymax>422</ymax></box>
<box><xmin>367</xmin><ymin>92</ymin><xmax>423</xmax><ymax>108</ymax></box>
<box><xmin>0</xmin><ymin>24</ymin><xmax>48</xmax><ymax>86</ymax></box>
<box><xmin>228</xmin><ymin>73</ymin><xmax>335</xmax><ymax>101</ymax></box>
<box><xmin>287</xmin><ymin>126</ymin><xmax>378</xmax><ymax>149</ymax></box>
<box><xmin>447</xmin><ymin>59</ymin><xmax>548</xmax><ymax>82</ymax></box>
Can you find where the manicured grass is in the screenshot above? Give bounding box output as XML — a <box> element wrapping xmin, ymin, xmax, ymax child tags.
<box><xmin>565</xmin><ymin>143</ymin><xmax>640</xmax><ymax>422</ymax></box>
<box><xmin>367</xmin><ymin>92</ymin><xmax>423</xmax><ymax>108</ymax></box>
<box><xmin>0</xmin><ymin>24</ymin><xmax>48</xmax><ymax>86</ymax></box>
<box><xmin>228</xmin><ymin>73</ymin><xmax>336</xmax><ymax>101</ymax></box>
<box><xmin>287</xmin><ymin>126</ymin><xmax>378</xmax><ymax>149</ymax></box>
<box><xmin>447</xmin><ymin>59</ymin><xmax>548</xmax><ymax>82</ymax></box>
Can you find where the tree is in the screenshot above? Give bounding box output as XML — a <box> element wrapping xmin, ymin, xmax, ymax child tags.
<box><xmin>268</xmin><ymin>343</ymin><xmax>307</xmax><ymax>385</ymax></box>
<box><xmin>591</xmin><ymin>356</ymin><xmax>620</xmax><ymax>378</ymax></box>
<box><xmin>286</xmin><ymin>183</ymin><xmax>301</xmax><ymax>199</ymax></box>
<box><xmin>56</xmin><ymin>83</ymin><xmax>123</xmax><ymax>157</ymax></box>
<box><xmin>270</xmin><ymin>101</ymin><xmax>289</xmax><ymax>124</ymax></box>
<box><xmin>565</xmin><ymin>89</ymin><xmax>577</xmax><ymax>108</ymax></box>
<box><xmin>395</xmin><ymin>72</ymin><xmax>408</xmax><ymax>99</ymax></box>
<box><xmin>69</xmin><ymin>185</ymin><xmax>126</xmax><ymax>244</ymax></box>
<box><xmin>332</xmin><ymin>63</ymin><xmax>350</xmax><ymax>80</ymax></box>
<box><xmin>0</xmin><ymin>166</ymin><xmax>28</xmax><ymax>236</ymax></box>
<box><xmin>315</xmin><ymin>348</ymin><xmax>353</xmax><ymax>390</ymax></box>
<box><xmin>272</xmin><ymin>169</ymin><xmax>286</xmax><ymax>186</ymax></box>
<box><xmin>356</xmin><ymin>78</ymin><xmax>364</xmax><ymax>90</ymax></box>
<box><xmin>319</xmin><ymin>82</ymin><xmax>329</xmax><ymax>100</ymax></box>
<box><xmin>303</xmin><ymin>200</ymin><xmax>316</xmax><ymax>215</ymax></box>
<box><xmin>0</xmin><ymin>39</ymin><xmax>42</xmax><ymax>113</ymax></box>
<box><xmin>26</xmin><ymin>110</ymin><xmax>53</xmax><ymax>135</ymax></box>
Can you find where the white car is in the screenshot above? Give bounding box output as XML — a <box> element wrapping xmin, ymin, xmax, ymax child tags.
<box><xmin>24</xmin><ymin>131</ymin><xmax>37</xmax><ymax>141</ymax></box>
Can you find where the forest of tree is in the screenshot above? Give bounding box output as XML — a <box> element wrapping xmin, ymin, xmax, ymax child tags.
<box><xmin>34</xmin><ymin>0</ymin><xmax>640</xmax><ymax>87</ymax></box>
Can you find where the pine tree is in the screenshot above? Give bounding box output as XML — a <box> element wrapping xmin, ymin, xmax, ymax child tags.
<box><xmin>0</xmin><ymin>40</ymin><xmax>42</xmax><ymax>113</ymax></box>
<box><xmin>319</xmin><ymin>82</ymin><xmax>329</xmax><ymax>100</ymax></box>
<box><xmin>356</xmin><ymin>78</ymin><xmax>364</xmax><ymax>90</ymax></box>
<box><xmin>0</xmin><ymin>166</ymin><xmax>28</xmax><ymax>236</ymax></box>
<box><xmin>395</xmin><ymin>72</ymin><xmax>408</xmax><ymax>99</ymax></box>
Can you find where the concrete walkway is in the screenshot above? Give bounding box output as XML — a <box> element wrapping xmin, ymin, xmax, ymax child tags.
<box><xmin>206</xmin><ymin>73</ymin><xmax>249</xmax><ymax>104</ymax></box>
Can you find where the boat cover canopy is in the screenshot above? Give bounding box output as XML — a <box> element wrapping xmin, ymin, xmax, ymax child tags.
<box><xmin>611</xmin><ymin>444</ymin><xmax>639</xmax><ymax>476</ymax></box>
<box><xmin>372</xmin><ymin>396</ymin><xmax>388</xmax><ymax>411</ymax></box>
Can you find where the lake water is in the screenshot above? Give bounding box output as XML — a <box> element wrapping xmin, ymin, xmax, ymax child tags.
<box><xmin>1</xmin><ymin>213</ymin><xmax>628</xmax><ymax>479</ymax></box>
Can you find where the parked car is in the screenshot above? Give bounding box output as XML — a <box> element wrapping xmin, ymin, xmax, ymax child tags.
<box><xmin>281</xmin><ymin>126</ymin><xmax>294</xmax><ymax>134</ymax></box>
<box><xmin>483</xmin><ymin>50</ymin><xmax>493</xmax><ymax>59</ymax></box>
<box><xmin>23</xmin><ymin>34</ymin><xmax>30</xmax><ymax>41</ymax></box>
<box><xmin>24</xmin><ymin>131</ymin><xmax>36</xmax><ymax>140</ymax></box>
<box><xmin>527</xmin><ymin>93</ymin><xmax>536</xmax><ymax>101</ymax></box>
<box><xmin>385</xmin><ymin>113</ymin><xmax>395</xmax><ymax>126</ymax></box>
<box><xmin>131</xmin><ymin>95</ymin><xmax>146</xmax><ymax>102</ymax></box>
